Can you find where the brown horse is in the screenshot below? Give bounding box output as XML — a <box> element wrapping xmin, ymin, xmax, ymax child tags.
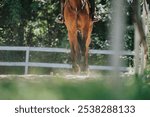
<box><xmin>64</xmin><ymin>0</ymin><xmax>93</xmax><ymax>73</ymax></box>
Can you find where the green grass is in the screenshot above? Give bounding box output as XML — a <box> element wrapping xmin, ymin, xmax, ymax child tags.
<box><xmin>0</xmin><ymin>74</ymin><xmax>150</xmax><ymax>100</ymax></box>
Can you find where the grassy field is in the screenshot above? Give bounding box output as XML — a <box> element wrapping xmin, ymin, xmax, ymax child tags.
<box><xmin>0</xmin><ymin>73</ymin><xmax>150</xmax><ymax>100</ymax></box>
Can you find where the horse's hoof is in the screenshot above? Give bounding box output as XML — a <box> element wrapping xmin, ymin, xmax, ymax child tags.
<box><xmin>72</xmin><ymin>65</ymin><xmax>80</xmax><ymax>74</ymax></box>
<box><xmin>80</xmin><ymin>65</ymin><xmax>89</xmax><ymax>71</ymax></box>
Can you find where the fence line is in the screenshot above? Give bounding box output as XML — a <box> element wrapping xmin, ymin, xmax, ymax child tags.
<box><xmin>0</xmin><ymin>46</ymin><xmax>134</xmax><ymax>75</ymax></box>
<box><xmin>0</xmin><ymin>46</ymin><xmax>134</xmax><ymax>55</ymax></box>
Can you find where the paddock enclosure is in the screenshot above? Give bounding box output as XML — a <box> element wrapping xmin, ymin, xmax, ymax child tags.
<box><xmin>0</xmin><ymin>0</ymin><xmax>150</xmax><ymax>100</ymax></box>
<box><xmin>0</xmin><ymin>0</ymin><xmax>150</xmax><ymax>76</ymax></box>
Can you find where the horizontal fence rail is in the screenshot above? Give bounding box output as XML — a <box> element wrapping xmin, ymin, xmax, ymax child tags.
<box><xmin>0</xmin><ymin>46</ymin><xmax>134</xmax><ymax>55</ymax></box>
<box><xmin>0</xmin><ymin>46</ymin><xmax>134</xmax><ymax>74</ymax></box>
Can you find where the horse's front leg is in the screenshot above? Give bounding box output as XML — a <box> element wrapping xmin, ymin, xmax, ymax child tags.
<box><xmin>68</xmin><ymin>32</ymin><xmax>81</xmax><ymax>73</ymax></box>
<box><xmin>84</xmin><ymin>42</ymin><xmax>90</xmax><ymax>73</ymax></box>
<box><xmin>80</xmin><ymin>28</ymin><xmax>92</xmax><ymax>73</ymax></box>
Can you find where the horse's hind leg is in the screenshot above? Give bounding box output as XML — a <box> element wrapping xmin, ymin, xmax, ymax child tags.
<box><xmin>68</xmin><ymin>31</ymin><xmax>81</xmax><ymax>73</ymax></box>
<box><xmin>78</xmin><ymin>29</ymin><xmax>90</xmax><ymax>72</ymax></box>
<box><xmin>83</xmin><ymin>27</ymin><xmax>92</xmax><ymax>72</ymax></box>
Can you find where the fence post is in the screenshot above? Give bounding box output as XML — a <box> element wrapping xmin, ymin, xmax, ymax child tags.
<box><xmin>25</xmin><ymin>47</ymin><xmax>30</xmax><ymax>75</ymax></box>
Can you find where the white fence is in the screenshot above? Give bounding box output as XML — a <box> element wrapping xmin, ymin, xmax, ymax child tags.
<box><xmin>0</xmin><ymin>46</ymin><xmax>134</xmax><ymax>75</ymax></box>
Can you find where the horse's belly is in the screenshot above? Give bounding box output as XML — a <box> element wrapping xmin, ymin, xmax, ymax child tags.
<box><xmin>65</xmin><ymin>14</ymin><xmax>91</xmax><ymax>31</ymax></box>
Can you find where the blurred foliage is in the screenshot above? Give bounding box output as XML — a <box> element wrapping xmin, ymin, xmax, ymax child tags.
<box><xmin>0</xmin><ymin>0</ymin><xmax>67</xmax><ymax>47</ymax></box>
<box><xmin>0</xmin><ymin>75</ymin><xmax>150</xmax><ymax>99</ymax></box>
<box><xmin>0</xmin><ymin>0</ymin><xmax>134</xmax><ymax>48</ymax></box>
